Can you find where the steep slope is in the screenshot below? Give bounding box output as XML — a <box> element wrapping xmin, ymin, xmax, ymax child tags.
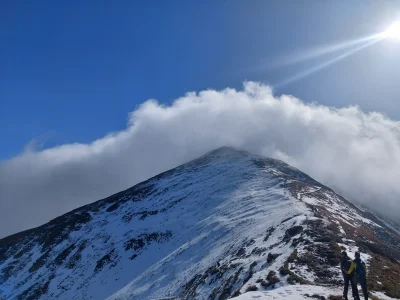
<box><xmin>0</xmin><ymin>147</ymin><xmax>399</xmax><ymax>300</ymax></box>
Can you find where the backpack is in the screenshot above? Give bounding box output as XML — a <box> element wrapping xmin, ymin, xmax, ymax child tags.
<box><xmin>355</xmin><ymin>258</ymin><xmax>366</xmax><ymax>278</ymax></box>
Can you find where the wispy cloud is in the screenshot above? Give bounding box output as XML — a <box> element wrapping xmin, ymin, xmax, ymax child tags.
<box><xmin>1</xmin><ymin>82</ymin><xmax>400</xmax><ymax>237</ymax></box>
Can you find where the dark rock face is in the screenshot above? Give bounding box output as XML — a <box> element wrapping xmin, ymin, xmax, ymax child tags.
<box><xmin>124</xmin><ymin>231</ymin><xmax>172</xmax><ymax>260</ymax></box>
<box><xmin>267</xmin><ymin>253</ymin><xmax>280</xmax><ymax>264</ymax></box>
<box><xmin>283</xmin><ymin>226</ymin><xmax>304</xmax><ymax>242</ymax></box>
<box><xmin>95</xmin><ymin>250</ymin><xmax>118</xmax><ymax>272</ymax></box>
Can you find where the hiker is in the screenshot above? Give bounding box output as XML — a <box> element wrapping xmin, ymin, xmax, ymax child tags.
<box><xmin>341</xmin><ymin>251</ymin><xmax>358</xmax><ymax>300</ymax></box>
<box><xmin>348</xmin><ymin>252</ymin><xmax>368</xmax><ymax>300</ymax></box>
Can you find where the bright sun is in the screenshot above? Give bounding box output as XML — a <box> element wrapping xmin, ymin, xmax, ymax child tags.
<box><xmin>383</xmin><ymin>21</ymin><xmax>400</xmax><ymax>40</ymax></box>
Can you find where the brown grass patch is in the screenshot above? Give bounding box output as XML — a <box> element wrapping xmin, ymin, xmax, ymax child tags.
<box><xmin>367</xmin><ymin>255</ymin><xmax>400</xmax><ymax>298</ymax></box>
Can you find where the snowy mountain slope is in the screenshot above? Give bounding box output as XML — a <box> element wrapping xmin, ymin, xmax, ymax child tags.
<box><xmin>0</xmin><ymin>147</ymin><xmax>399</xmax><ymax>300</ymax></box>
<box><xmin>234</xmin><ymin>285</ymin><xmax>397</xmax><ymax>300</ymax></box>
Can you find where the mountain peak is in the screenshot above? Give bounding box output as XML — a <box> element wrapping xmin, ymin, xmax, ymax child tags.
<box><xmin>1</xmin><ymin>149</ymin><xmax>400</xmax><ymax>300</ymax></box>
<box><xmin>204</xmin><ymin>146</ymin><xmax>248</xmax><ymax>155</ymax></box>
<box><xmin>197</xmin><ymin>146</ymin><xmax>252</xmax><ymax>161</ymax></box>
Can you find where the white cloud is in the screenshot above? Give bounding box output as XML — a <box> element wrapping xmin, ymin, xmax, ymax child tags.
<box><xmin>1</xmin><ymin>82</ymin><xmax>400</xmax><ymax>237</ymax></box>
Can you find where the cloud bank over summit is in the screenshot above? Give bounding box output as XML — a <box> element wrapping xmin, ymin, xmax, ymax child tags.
<box><xmin>1</xmin><ymin>82</ymin><xmax>400</xmax><ymax>237</ymax></box>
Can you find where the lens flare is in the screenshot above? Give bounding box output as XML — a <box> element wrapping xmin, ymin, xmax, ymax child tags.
<box><xmin>275</xmin><ymin>38</ymin><xmax>382</xmax><ymax>88</ymax></box>
<box><xmin>383</xmin><ymin>21</ymin><xmax>400</xmax><ymax>40</ymax></box>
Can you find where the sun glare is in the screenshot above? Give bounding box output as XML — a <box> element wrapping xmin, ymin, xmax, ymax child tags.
<box><xmin>383</xmin><ymin>21</ymin><xmax>400</xmax><ymax>40</ymax></box>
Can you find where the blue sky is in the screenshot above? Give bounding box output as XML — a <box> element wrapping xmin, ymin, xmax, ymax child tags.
<box><xmin>1</xmin><ymin>0</ymin><xmax>400</xmax><ymax>160</ymax></box>
<box><xmin>2</xmin><ymin>1</ymin><xmax>400</xmax><ymax>235</ymax></box>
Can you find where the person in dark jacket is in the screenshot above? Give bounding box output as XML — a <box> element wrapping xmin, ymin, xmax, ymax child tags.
<box><xmin>348</xmin><ymin>252</ymin><xmax>368</xmax><ymax>300</ymax></box>
<box><xmin>341</xmin><ymin>251</ymin><xmax>359</xmax><ymax>300</ymax></box>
